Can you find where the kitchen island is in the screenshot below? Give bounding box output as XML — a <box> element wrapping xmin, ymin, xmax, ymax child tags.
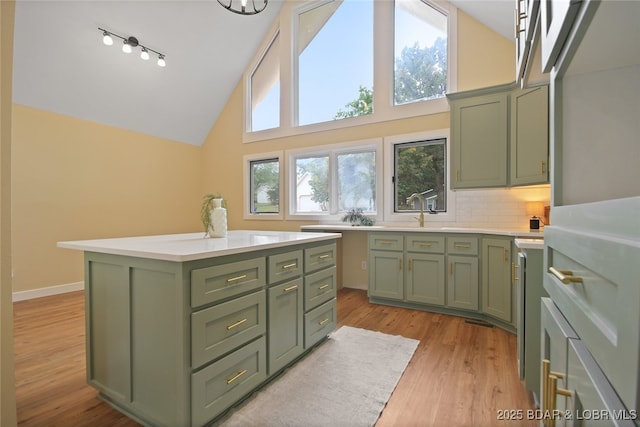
<box><xmin>58</xmin><ymin>230</ymin><xmax>341</xmax><ymax>427</ymax></box>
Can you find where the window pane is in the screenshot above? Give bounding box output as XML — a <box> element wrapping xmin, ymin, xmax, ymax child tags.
<box><xmin>337</xmin><ymin>151</ymin><xmax>376</xmax><ymax>212</ymax></box>
<box><xmin>251</xmin><ymin>33</ymin><xmax>280</xmax><ymax>132</ymax></box>
<box><xmin>295</xmin><ymin>156</ymin><xmax>329</xmax><ymax>213</ymax></box>
<box><xmin>395</xmin><ymin>139</ymin><xmax>446</xmax><ymax>212</ymax></box>
<box><xmin>297</xmin><ymin>0</ymin><xmax>373</xmax><ymax>126</ymax></box>
<box><xmin>250</xmin><ymin>159</ymin><xmax>280</xmax><ymax>213</ymax></box>
<box><xmin>394</xmin><ymin>0</ymin><xmax>448</xmax><ymax>105</ymax></box>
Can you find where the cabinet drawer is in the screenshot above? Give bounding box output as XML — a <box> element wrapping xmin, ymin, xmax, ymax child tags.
<box><xmin>191</xmin><ymin>336</ymin><xmax>266</xmax><ymax>427</ymax></box>
<box><xmin>191</xmin><ymin>258</ymin><xmax>266</xmax><ymax>308</ymax></box>
<box><xmin>406</xmin><ymin>235</ymin><xmax>445</xmax><ymax>254</ymax></box>
<box><xmin>304</xmin><ymin>243</ymin><xmax>336</xmax><ymax>273</ymax></box>
<box><xmin>191</xmin><ymin>290</ymin><xmax>266</xmax><ymax>369</ymax></box>
<box><xmin>268</xmin><ymin>250</ymin><xmax>303</xmax><ymax>284</ymax></box>
<box><xmin>447</xmin><ymin>236</ymin><xmax>478</xmax><ymax>255</ymax></box>
<box><xmin>304</xmin><ymin>266</ymin><xmax>336</xmax><ymax>311</ymax></box>
<box><xmin>304</xmin><ymin>298</ymin><xmax>336</xmax><ymax>349</ymax></box>
<box><xmin>369</xmin><ymin>233</ymin><xmax>403</xmax><ymax>251</ymax></box>
<box><xmin>544</xmin><ymin>226</ymin><xmax>640</xmax><ymax>412</ymax></box>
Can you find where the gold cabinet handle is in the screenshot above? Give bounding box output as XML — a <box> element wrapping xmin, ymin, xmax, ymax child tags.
<box><xmin>282</xmin><ymin>262</ymin><xmax>297</xmax><ymax>270</ymax></box>
<box><xmin>226</xmin><ymin>318</ymin><xmax>247</xmax><ymax>330</ymax></box>
<box><xmin>454</xmin><ymin>243</ymin><xmax>470</xmax><ymax>249</ymax></box>
<box><xmin>541</xmin><ymin>161</ymin><xmax>546</xmax><ymax>174</ymax></box>
<box><xmin>512</xmin><ymin>263</ymin><xmax>519</xmax><ymax>281</ymax></box>
<box><xmin>283</xmin><ymin>284</ymin><xmax>298</xmax><ymax>293</ymax></box>
<box><xmin>226</xmin><ymin>369</ymin><xmax>247</xmax><ymax>385</ymax></box>
<box><xmin>226</xmin><ymin>274</ymin><xmax>247</xmax><ymax>284</ymax></box>
<box><xmin>542</xmin><ymin>359</ymin><xmax>571</xmax><ymax>427</ymax></box>
<box><xmin>418</xmin><ymin>242</ymin><xmax>433</xmax><ymax>247</ymax></box>
<box><xmin>378</xmin><ymin>240</ymin><xmax>394</xmax><ymax>245</ymax></box>
<box><xmin>318</xmin><ymin>283</ymin><xmax>329</xmax><ymax>290</ymax></box>
<box><xmin>549</xmin><ymin>267</ymin><xmax>583</xmax><ymax>284</ymax></box>
<box><xmin>318</xmin><ymin>254</ymin><xmax>330</xmax><ymax>259</ymax></box>
<box><xmin>318</xmin><ymin>318</ymin><xmax>330</xmax><ymax>326</ymax></box>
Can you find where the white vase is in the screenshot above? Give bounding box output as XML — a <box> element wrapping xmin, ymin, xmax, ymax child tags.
<box><xmin>208</xmin><ymin>198</ymin><xmax>227</xmax><ymax>238</ymax></box>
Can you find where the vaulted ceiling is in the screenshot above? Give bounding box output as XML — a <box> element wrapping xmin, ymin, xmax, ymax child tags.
<box><xmin>12</xmin><ymin>0</ymin><xmax>513</xmax><ymax>147</ymax></box>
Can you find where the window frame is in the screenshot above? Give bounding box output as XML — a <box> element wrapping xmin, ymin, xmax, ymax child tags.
<box><xmin>286</xmin><ymin>138</ymin><xmax>383</xmax><ymax>221</ymax></box>
<box><xmin>242</xmin><ymin>0</ymin><xmax>458</xmax><ymax>144</ymax></box>
<box><xmin>383</xmin><ymin>129</ymin><xmax>456</xmax><ymax>224</ymax></box>
<box><xmin>243</xmin><ymin>151</ymin><xmax>285</xmax><ymax>220</ymax></box>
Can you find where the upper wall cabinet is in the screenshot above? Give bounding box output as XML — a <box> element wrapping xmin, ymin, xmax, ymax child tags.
<box><xmin>540</xmin><ymin>0</ymin><xmax>582</xmax><ymax>72</ymax></box>
<box><xmin>448</xmin><ymin>83</ymin><xmax>549</xmax><ymax>190</ymax></box>
<box><xmin>510</xmin><ymin>85</ymin><xmax>549</xmax><ymax>186</ymax></box>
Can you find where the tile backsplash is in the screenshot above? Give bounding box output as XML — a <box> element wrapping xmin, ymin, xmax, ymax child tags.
<box><xmin>449</xmin><ymin>185</ymin><xmax>551</xmax><ymax>230</ymax></box>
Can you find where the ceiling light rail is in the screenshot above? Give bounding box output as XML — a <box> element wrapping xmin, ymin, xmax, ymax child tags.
<box><xmin>217</xmin><ymin>0</ymin><xmax>268</xmax><ymax>15</ymax></box>
<box><xmin>98</xmin><ymin>27</ymin><xmax>166</xmax><ymax>67</ymax></box>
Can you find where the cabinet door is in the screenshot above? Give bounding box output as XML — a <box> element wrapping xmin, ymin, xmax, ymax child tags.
<box><xmin>565</xmin><ymin>339</ymin><xmax>637</xmax><ymax>427</ymax></box>
<box><xmin>268</xmin><ymin>278</ymin><xmax>303</xmax><ymax>375</ymax></box>
<box><xmin>510</xmin><ymin>85</ymin><xmax>549</xmax><ymax>186</ymax></box>
<box><xmin>446</xmin><ymin>255</ymin><xmax>478</xmax><ymax>310</ymax></box>
<box><xmin>406</xmin><ymin>253</ymin><xmax>445</xmax><ymax>306</ymax></box>
<box><xmin>368</xmin><ymin>250</ymin><xmax>403</xmax><ymax>300</ymax></box>
<box><xmin>541</xmin><ymin>298</ymin><xmax>578</xmax><ymax>426</ymax></box>
<box><xmin>482</xmin><ymin>237</ymin><xmax>512</xmax><ymax>323</ymax></box>
<box><xmin>451</xmin><ymin>93</ymin><xmax>508</xmax><ymax>188</ymax></box>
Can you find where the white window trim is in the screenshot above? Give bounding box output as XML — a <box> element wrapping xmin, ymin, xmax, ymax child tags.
<box><xmin>242</xmin><ymin>0</ymin><xmax>458</xmax><ymax>144</ymax></box>
<box><xmin>243</xmin><ymin>151</ymin><xmax>285</xmax><ymax>220</ymax></box>
<box><xmin>383</xmin><ymin>129</ymin><xmax>456</xmax><ymax>224</ymax></box>
<box><xmin>285</xmin><ymin>138</ymin><xmax>383</xmax><ymax>222</ymax></box>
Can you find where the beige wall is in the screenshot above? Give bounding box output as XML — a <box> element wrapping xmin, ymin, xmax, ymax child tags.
<box><xmin>1</xmin><ymin>0</ymin><xmax>17</xmax><ymax>424</ymax></box>
<box><xmin>11</xmin><ymin>106</ymin><xmax>203</xmax><ymax>294</ymax></box>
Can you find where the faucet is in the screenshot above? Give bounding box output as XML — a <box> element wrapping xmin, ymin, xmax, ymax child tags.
<box><xmin>407</xmin><ymin>193</ymin><xmax>425</xmax><ymax>227</ymax></box>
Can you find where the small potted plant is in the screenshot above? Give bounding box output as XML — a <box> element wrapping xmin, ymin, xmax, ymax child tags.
<box><xmin>342</xmin><ymin>208</ymin><xmax>375</xmax><ymax>226</ymax></box>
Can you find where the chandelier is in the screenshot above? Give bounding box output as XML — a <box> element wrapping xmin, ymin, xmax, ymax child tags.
<box><xmin>217</xmin><ymin>0</ymin><xmax>268</xmax><ymax>15</ymax></box>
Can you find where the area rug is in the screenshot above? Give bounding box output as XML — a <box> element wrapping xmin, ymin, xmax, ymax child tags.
<box><xmin>217</xmin><ymin>326</ymin><xmax>419</xmax><ymax>427</ymax></box>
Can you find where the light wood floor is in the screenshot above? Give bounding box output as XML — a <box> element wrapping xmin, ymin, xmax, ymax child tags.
<box><xmin>14</xmin><ymin>288</ymin><xmax>537</xmax><ymax>426</ymax></box>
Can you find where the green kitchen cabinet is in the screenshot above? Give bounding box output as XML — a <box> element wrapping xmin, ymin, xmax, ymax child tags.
<box><xmin>540</xmin><ymin>297</ymin><xmax>578</xmax><ymax>423</ymax></box>
<box><xmin>448</xmin><ymin>83</ymin><xmax>549</xmax><ymax>189</ymax></box>
<box><xmin>368</xmin><ymin>233</ymin><xmax>445</xmax><ymax>306</ymax></box>
<box><xmin>446</xmin><ymin>236</ymin><xmax>479</xmax><ymax>311</ymax></box>
<box><xmin>267</xmin><ymin>277</ymin><xmax>304</xmax><ymax>375</ymax></box>
<box><xmin>450</xmin><ymin>91</ymin><xmax>509</xmax><ymax>189</ymax></box>
<box><xmin>481</xmin><ymin>237</ymin><xmax>513</xmax><ymax>324</ymax></box>
<box><xmin>510</xmin><ymin>85</ymin><xmax>549</xmax><ymax>186</ymax></box>
<box><xmin>446</xmin><ymin>255</ymin><xmax>478</xmax><ymax>311</ymax></box>
<box><xmin>75</xmin><ymin>234</ymin><xmax>339</xmax><ymax>427</ymax></box>
<box><xmin>368</xmin><ymin>248</ymin><xmax>404</xmax><ymax>300</ymax></box>
<box><xmin>406</xmin><ymin>252</ymin><xmax>445</xmax><ymax>306</ymax></box>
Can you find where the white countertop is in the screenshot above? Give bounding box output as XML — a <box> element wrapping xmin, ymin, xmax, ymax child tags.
<box><xmin>58</xmin><ymin>230</ymin><xmax>342</xmax><ymax>262</ymax></box>
<box><xmin>301</xmin><ymin>224</ymin><xmax>545</xmax><ymax>238</ymax></box>
<box><xmin>515</xmin><ymin>238</ymin><xmax>545</xmax><ymax>250</ymax></box>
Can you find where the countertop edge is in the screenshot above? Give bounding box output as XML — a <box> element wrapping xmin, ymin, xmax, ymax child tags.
<box><xmin>58</xmin><ymin>231</ymin><xmax>342</xmax><ymax>262</ymax></box>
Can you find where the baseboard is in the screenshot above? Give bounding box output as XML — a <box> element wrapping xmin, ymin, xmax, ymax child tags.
<box><xmin>12</xmin><ymin>281</ymin><xmax>85</xmax><ymax>302</ymax></box>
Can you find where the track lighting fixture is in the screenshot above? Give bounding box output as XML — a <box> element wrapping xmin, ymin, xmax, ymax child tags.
<box><xmin>217</xmin><ymin>0</ymin><xmax>268</xmax><ymax>15</ymax></box>
<box><xmin>98</xmin><ymin>28</ymin><xmax>166</xmax><ymax>67</ymax></box>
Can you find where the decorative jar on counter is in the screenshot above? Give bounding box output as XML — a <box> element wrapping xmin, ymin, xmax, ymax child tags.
<box><xmin>208</xmin><ymin>198</ymin><xmax>227</xmax><ymax>238</ymax></box>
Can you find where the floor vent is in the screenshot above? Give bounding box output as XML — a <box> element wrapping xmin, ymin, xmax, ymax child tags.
<box><xmin>465</xmin><ymin>319</ymin><xmax>494</xmax><ymax>328</ymax></box>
